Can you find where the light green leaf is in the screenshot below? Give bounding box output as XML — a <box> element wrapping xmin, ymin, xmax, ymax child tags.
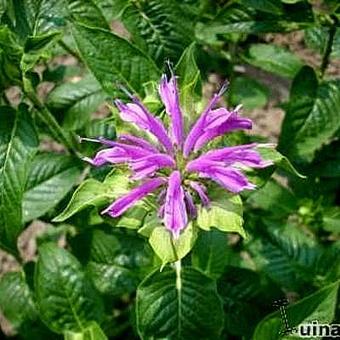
<box><xmin>53</xmin><ymin>171</ymin><xmax>129</xmax><ymax>222</ymax></box>
<box><xmin>71</xmin><ymin>22</ymin><xmax>160</xmax><ymax>96</ymax></box>
<box><xmin>121</xmin><ymin>0</ymin><xmax>193</xmax><ymax>64</ymax></box>
<box><xmin>64</xmin><ymin>322</ymin><xmax>107</xmax><ymax>340</ymax></box>
<box><xmin>244</xmin><ymin>44</ymin><xmax>303</xmax><ymax>78</ymax></box>
<box><xmin>175</xmin><ymin>42</ymin><xmax>202</xmax><ymax>121</ymax></box>
<box><xmin>35</xmin><ymin>243</ymin><xmax>104</xmax><ymax>333</ymax></box>
<box><xmin>229</xmin><ymin>76</ymin><xmax>269</xmax><ymax>110</ymax></box>
<box><xmin>253</xmin><ymin>281</ymin><xmax>339</xmax><ymax>339</ymax></box>
<box><xmin>196</xmin><ymin>191</ymin><xmax>245</xmax><ymax>238</ymax></box>
<box><xmin>149</xmin><ymin>222</ymin><xmax>197</xmax><ymax>265</ymax></box>
<box><xmin>0</xmin><ymin>105</ymin><xmax>38</xmax><ymax>254</ymax></box>
<box><xmin>22</xmin><ymin>153</ymin><xmax>81</xmax><ymax>222</ymax></box>
<box><xmin>136</xmin><ymin>266</ymin><xmax>224</xmax><ymax>339</ymax></box>
<box><xmin>191</xmin><ymin>229</ymin><xmax>230</xmax><ymax>279</ymax></box>
<box><xmin>47</xmin><ymin>74</ymin><xmax>106</xmax><ymax>131</ymax></box>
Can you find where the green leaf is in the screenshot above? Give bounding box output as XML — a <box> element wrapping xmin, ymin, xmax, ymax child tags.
<box><xmin>0</xmin><ymin>105</ymin><xmax>38</xmax><ymax>254</ymax></box>
<box><xmin>64</xmin><ymin>322</ymin><xmax>107</xmax><ymax>340</ymax></box>
<box><xmin>68</xmin><ymin>0</ymin><xmax>110</xmax><ymax>30</ymax></box>
<box><xmin>229</xmin><ymin>76</ymin><xmax>269</xmax><ymax>110</ymax></box>
<box><xmin>175</xmin><ymin>42</ymin><xmax>202</xmax><ymax>121</ymax></box>
<box><xmin>0</xmin><ymin>271</ymin><xmax>38</xmax><ymax>331</ymax></box>
<box><xmin>22</xmin><ymin>153</ymin><xmax>81</xmax><ymax>222</ymax></box>
<box><xmin>279</xmin><ymin>66</ymin><xmax>318</xmax><ymax>155</ymax></box>
<box><xmin>191</xmin><ymin>229</ymin><xmax>230</xmax><ymax>279</ymax></box>
<box><xmin>47</xmin><ymin>74</ymin><xmax>106</xmax><ymax>131</ymax></box>
<box><xmin>136</xmin><ymin>266</ymin><xmax>224</xmax><ymax>339</ymax></box>
<box><xmin>53</xmin><ymin>171</ymin><xmax>129</xmax><ymax>222</ymax></box>
<box><xmin>246</xmin><ymin>221</ymin><xmax>322</xmax><ymax>290</ymax></box>
<box><xmin>253</xmin><ymin>281</ymin><xmax>339</xmax><ymax>339</ymax></box>
<box><xmin>71</xmin><ymin>22</ymin><xmax>160</xmax><ymax>96</ymax></box>
<box><xmin>244</xmin><ymin>44</ymin><xmax>303</xmax><ymax>78</ymax></box>
<box><xmin>239</xmin><ymin>0</ymin><xmax>283</xmax><ymax>15</ymax></box>
<box><xmin>35</xmin><ymin>243</ymin><xmax>104</xmax><ymax>333</ymax></box>
<box><xmin>281</xmin><ymin>78</ymin><xmax>340</xmax><ymax>162</ymax></box>
<box><xmin>196</xmin><ymin>191</ymin><xmax>245</xmax><ymax>238</ymax></box>
<box><xmin>82</xmin><ymin>229</ymin><xmax>156</xmax><ymax>296</ymax></box>
<box><xmin>121</xmin><ymin>0</ymin><xmax>193</xmax><ymax>65</ymax></box>
<box><xmin>149</xmin><ymin>222</ymin><xmax>198</xmax><ymax>265</ymax></box>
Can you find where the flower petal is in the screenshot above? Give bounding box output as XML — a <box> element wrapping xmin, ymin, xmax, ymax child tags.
<box><xmin>118</xmin><ymin>134</ymin><xmax>159</xmax><ymax>153</ymax></box>
<box><xmin>115</xmin><ymin>98</ymin><xmax>173</xmax><ymax>153</ymax></box>
<box><xmin>184</xmin><ymin>191</ymin><xmax>197</xmax><ymax>219</ymax></box>
<box><xmin>102</xmin><ymin>177</ymin><xmax>166</xmax><ymax>217</ymax></box>
<box><xmin>159</xmin><ymin>74</ymin><xmax>184</xmax><ymax>148</ymax></box>
<box><xmin>164</xmin><ymin>171</ymin><xmax>188</xmax><ymax>238</ymax></box>
<box><xmin>130</xmin><ymin>153</ymin><xmax>176</xmax><ymax>180</ymax></box>
<box><xmin>189</xmin><ymin>181</ymin><xmax>210</xmax><ymax>207</ymax></box>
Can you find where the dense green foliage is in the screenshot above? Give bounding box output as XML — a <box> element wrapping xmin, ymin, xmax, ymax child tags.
<box><xmin>0</xmin><ymin>0</ymin><xmax>339</xmax><ymax>339</ymax></box>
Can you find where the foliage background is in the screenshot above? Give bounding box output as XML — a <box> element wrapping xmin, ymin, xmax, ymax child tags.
<box><xmin>0</xmin><ymin>0</ymin><xmax>339</xmax><ymax>339</ymax></box>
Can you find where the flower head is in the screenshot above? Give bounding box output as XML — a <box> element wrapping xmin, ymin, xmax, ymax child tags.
<box><xmin>84</xmin><ymin>72</ymin><xmax>271</xmax><ymax>238</ymax></box>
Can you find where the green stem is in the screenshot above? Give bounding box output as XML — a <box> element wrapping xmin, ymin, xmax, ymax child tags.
<box><xmin>25</xmin><ymin>89</ymin><xmax>78</xmax><ymax>156</ymax></box>
<box><xmin>58</xmin><ymin>40</ymin><xmax>82</xmax><ymax>62</ymax></box>
<box><xmin>175</xmin><ymin>259</ymin><xmax>182</xmax><ymax>291</ymax></box>
<box><xmin>320</xmin><ymin>18</ymin><xmax>337</xmax><ymax>79</ymax></box>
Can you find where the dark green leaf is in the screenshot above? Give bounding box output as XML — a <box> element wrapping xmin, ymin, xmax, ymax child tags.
<box><xmin>47</xmin><ymin>75</ymin><xmax>107</xmax><ymax>131</ymax></box>
<box><xmin>244</xmin><ymin>44</ymin><xmax>303</xmax><ymax>78</ymax></box>
<box><xmin>136</xmin><ymin>266</ymin><xmax>224</xmax><ymax>339</ymax></box>
<box><xmin>240</xmin><ymin>0</ymin><xmax>283</xmax><ymax>15</ymax></box>
<box><xmin>71</xmin><ymin>22</ymin><xmax>160</xmax><ymax>96</ymax></box>
<box><xmin>35</xmin><ymin>243</ymin><xmax>104</xmax><ymax>333</ymax></box>
<box><xmin>253</xmin><ymin>281</ymin><xmax>339</xmax><ymax>339</ymax></box>
<box><xmin>22</xmin><ymin>153</ymin><xmax>81</xmax><ymax>222</ymax></box>
<box><xmin>0</xmin><ymin>105</ymin><xmax>38</xmax><ymax>254</ymax></box>
<box><xmin>121</xmin><ymin>0</ymin><xmax>193</xmax><ymax>65</ymax></box>
<box><xmin>191</xmin><ymin>229</ymin><xmax>230</xmax><ymax>279</ymax></box>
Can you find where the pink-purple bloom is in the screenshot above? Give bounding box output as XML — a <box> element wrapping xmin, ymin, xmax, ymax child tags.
<box><xmin>84</xmin><ymin>72</ymin><xmax>272</xmax><ymax>238</ymax></box>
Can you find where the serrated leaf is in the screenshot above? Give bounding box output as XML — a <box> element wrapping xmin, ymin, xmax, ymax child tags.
<box><xmin>82</xmin><ymin>229</ymin><xmax>156</xmax><ymax>296</ymax></box>
<box><xmin>121</xmin><ymin>0</ymin><xmax>192</xmax><ymax>65</ymax></box>
<box><xmin>282</xmin><ymin>79</ymin><xmax>340</xmax><ymax>162</ymax></box>
<box><xmin>253</xmin><ymin>281</ymin><xmax>339</xmax><ymax>340</ymax></box>
<box><xmin>191</xmin><ymin>229</ymin><xmax>230</xmax><ymax>279</ymax></box>
<box><xmin>0</xmin><ymin>105</ymin><xmax>38</xmax><ymax>254</ymax></box>
<box><xmin>0</xmin><ymin>271</ymin><xmax>38</xmax><ymax>331</ymax></box>
<box><xmin>53</xmin><ymin>171</ymin><xmax>129</xmax><ymax>222</ymax></box>
<box><xmin>71</xmin><ymin>22</ymin><xmax>160</xmax><ymax>96</ymax></box>
<box><xmin>22</xmin><ymin>153</ymin><xmax>81</xmax><ymax>222</ymax></box>
<box><xmin>47</xmin><ymin>74</ymin><xmax>107</xmax><ymax>131</ymax></box>
<box><xmin>229</xmin><ymin>76</ymin><xmax>269</xmax><ymax>110</ymax></box>
<box><xmin>246</xmin><ymin>221</ymin><xmax>322</xmax><ymax>290</ymax></box>
<box><xmin>149</xmin><ymin>222</ymin><xmax>197</xmax><ymax>265</ymax></box>
<box><xmin>136</xmin><ymin>266</ymin><xmax>224</xmax><ymax>339</ymax></box>
<box><xmin>244</xmin><ymin>44</ymin><xmax>303</xmax><ymax>78</ymax></box>
<box><xmin>64</xmin><ymin>322</ymin><xmax>107</xmax><ymax>340</ymax></box>
<box><xmin>35</xmin><ymin>243</ymin><xmax>104</xmax><ymax>333</ymax></box>
<box><xmin>196</xmin><ymin>191</ymin><xmax>245</xmax><ymax>238</ymax></box>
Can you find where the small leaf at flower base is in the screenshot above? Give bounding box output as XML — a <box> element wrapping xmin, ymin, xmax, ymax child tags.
<box><xmin>253</xmin><ymin>281</ymin><xmax>339</xmax><ymax>340</ymax></box>
<box><xmin>112</xmin><ymin>203</ymin><xmax>150</xmax><ymax>230</ymax></box>
<box><xmin>149</xmin><ymin>222</ymin><xmax>198</xmax><ymax>265</ymax></box>
<box><xmin>53</xmin><ymin>171</ymin><xmax>130</xmax><ymax>222</ymax></box>
<box><xmin>192</xmin><ymin>229</ymin><xmax>230</xmax><ymax>279</ymax></box>
<box><xmin>64</xmin><ymin>322</ymin><xmax>108</xmax><ymax>340</ymax></box>
<box><xmin>136</xmin><ymin>266</ymin><xmax>224</xmax><ymax>339</ymax></box>
<box><xmin>138</xmin><ymin>212</ymin><xmax>160</xmax><ymax>237</ymax></box>
<box><xmin>35</xmin><ymin>243</ymin><xmax>105</xmax><ymax>334</ymax></box>
<box><xmin>196</xmin><ymin>191</ymin><xmax>245</xmax><ymax>238</ymax></box>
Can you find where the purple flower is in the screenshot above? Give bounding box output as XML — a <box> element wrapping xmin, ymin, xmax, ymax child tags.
<box><xmin>84</xmin><ymin>72</ymin><xmax>272</xmax><ymax>238</ymax></box>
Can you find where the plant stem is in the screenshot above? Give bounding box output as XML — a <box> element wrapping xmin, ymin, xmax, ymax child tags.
<box><xmin>25</xmin><ymin>89</ymin><xmax>78</xmax><ymax>156</ymax></box>
<box><xmin>320</xmin><ymin>18</ymin><xmax>337</xmax><ymax>79</ymax></box>
<box><xmin>175</xmin><ymin>259</ymin><xmax>182</xmax><ymax>291</ymax></box>
<box><xmin>58</xmin><ymin>40</ymin><xmax>82</xmax><ymax>62</ymax></box>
